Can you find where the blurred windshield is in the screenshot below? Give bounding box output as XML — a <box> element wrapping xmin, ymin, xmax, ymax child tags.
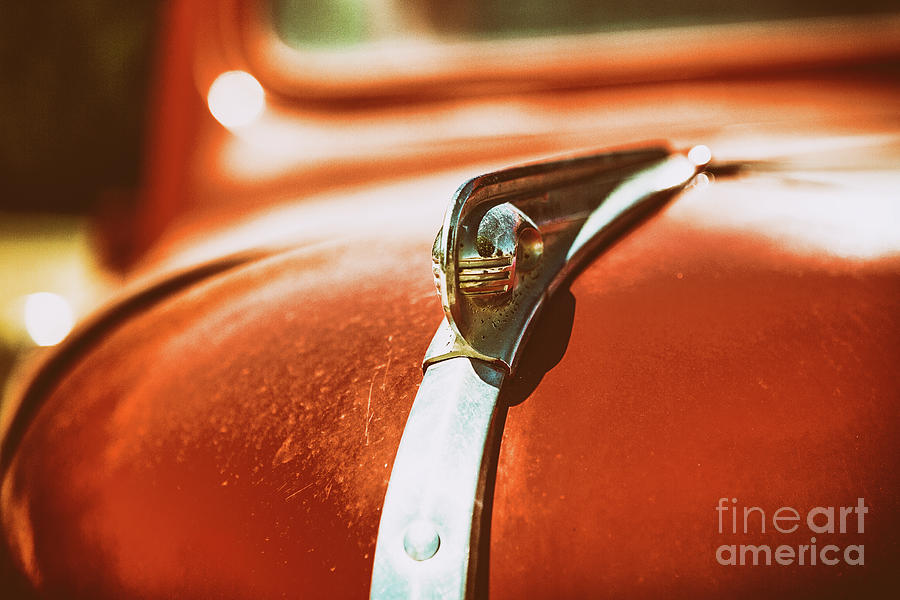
<box><xmin>273</xmin><ymin>0</ymin><xmax>896</xmax><ymax>49</ymax></box>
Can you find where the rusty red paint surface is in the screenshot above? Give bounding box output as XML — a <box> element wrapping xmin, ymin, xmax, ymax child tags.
<box><xmin>489</xmin><ymin>180</ymin><xmax>900</xmax><ymax>598</ymax></box>
<box><xmin>3</xmin><ymin>237</ymin><xmax>439</xmax><ymax>596</ymax></box>
<box><xmin>3</xmin><ymin>164</ymin><xmax>899</xmax><ymax>597</ymax></box>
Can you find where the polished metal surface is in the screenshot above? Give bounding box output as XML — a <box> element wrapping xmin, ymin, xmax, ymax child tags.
<box><xmin>435</xmin><ymin>202</ymin><xmax>543</xmax><ymax>301</ymax></box>
<box><xmin>372</xmin><ymin>146</ymin><xmax>708</xmax><ymax>599</ymax></box>
<box><xmin>370</xmin><ymin>357</ymin><xmax>505</xmax><ymax>600</ymax></box>
<box><xmin>426</xmin><ymin>146</ymin><xmax>705</xmax><ymax>372</ymax></box>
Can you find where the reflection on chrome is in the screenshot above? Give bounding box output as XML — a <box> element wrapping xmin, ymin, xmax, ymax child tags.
<box><xmin>688</xmin><ymin>144</ymin><xmax>712</xmax><ymax>166</ymax></box>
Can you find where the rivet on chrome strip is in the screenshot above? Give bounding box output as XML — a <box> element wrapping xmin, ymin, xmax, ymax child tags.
<box><xmin>403</xmin><ymin>521</ymin><xmax>441</xmax><ymax>561</ymax></box>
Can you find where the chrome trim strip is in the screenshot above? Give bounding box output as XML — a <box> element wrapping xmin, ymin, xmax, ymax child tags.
<box><xmin>371</xmin><ymin>357</ymin><xmax>504</xmax><ymax>600</ymax></box>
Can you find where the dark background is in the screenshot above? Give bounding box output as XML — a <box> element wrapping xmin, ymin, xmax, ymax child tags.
<box><xmin>1</xmin><ymin>1</ymin><xmax>160</xmax><ymax>216</ymax></box>
<box><xmin>1</xmin><ymin>6</ymin><xmax>162</xmax><ymax>593</ymax></box>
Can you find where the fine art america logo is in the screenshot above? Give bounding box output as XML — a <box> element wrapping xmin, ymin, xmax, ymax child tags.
<box><xmin>715</xmin><ymin>498</ymin><xmax>867</xmax><ymax>566</ymax></box>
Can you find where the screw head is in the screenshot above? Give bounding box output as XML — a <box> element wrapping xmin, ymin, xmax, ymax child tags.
<box><xmin>403</xmin><ymin>521</ymin><xmax>441</xmax><ymax>561</ymax></box>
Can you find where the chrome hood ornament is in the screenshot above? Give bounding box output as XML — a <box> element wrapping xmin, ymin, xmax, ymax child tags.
<box><xmin>372</xmin><ymin>145</ymin><xmax>710</xmax><ymax>599</ymax></box>
<box><xmin>433</xmin><ymin>202</ymin><xmax>543</xmax><ymax>301</ymax></box>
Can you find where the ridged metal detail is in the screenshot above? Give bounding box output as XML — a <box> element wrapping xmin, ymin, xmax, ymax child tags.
<box><xmin>457</xmin><ymin>256</ymin><xmax>514</xmax><ymax>297</ymax></box>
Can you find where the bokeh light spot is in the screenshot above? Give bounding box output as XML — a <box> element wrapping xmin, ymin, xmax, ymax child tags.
<box><xmin>24</xmin><ymin>292</ymin><xmax>75</xmax><ymax>347</ymax></box>
<box><xmin>207</xmin><ymin>71</ymin><xmax>265</xmax><ymax>129</ymax></box>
